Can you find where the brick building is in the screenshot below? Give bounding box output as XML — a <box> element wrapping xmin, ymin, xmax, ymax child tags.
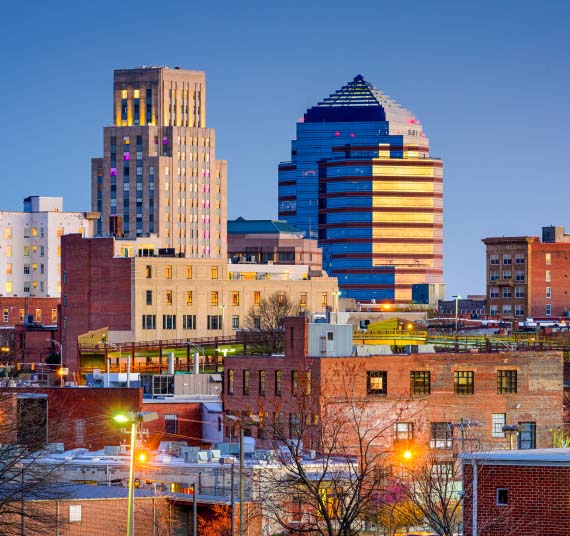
<box><xmin>224</xmin><ymin>317</ymin><xmax>564</xmax><ymax>453</ymax></box>
<box><xmin>61</xmin><ymin>234</ymin><xmax>338</xmax><ymax>372</ymax></box>
<box><xmin>462</xmin><ymin>449</ymin><xmax>570</xmax><ymax>536</ymax></box>
<box><xmin>483</xmin><ymin>225</ymin><xmax>570</xmax><ymax>321</ymax></box>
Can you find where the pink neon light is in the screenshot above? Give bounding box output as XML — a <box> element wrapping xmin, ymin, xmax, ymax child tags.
<box><xmin>335</xmin><ymin>131</ymin><xmax>341</xmax><ymax>136</ymax></box>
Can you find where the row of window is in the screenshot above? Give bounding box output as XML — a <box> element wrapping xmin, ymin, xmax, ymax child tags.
<box><xmin>2</xmin><ymin>308</ymin><xmax>57</xmax><ymax>323</ymax></box>
<box><xmin>489</xmin><ymin>254</ymin><xmax>525</xmax><ymax>265</ymax></box>
<box><xmin>145</xmin><ymin>265</ymin><xmax>214</xmax><ymax>280</ymax></box>
<box><xmin>5</xmin><ymin>280</ymin><xmax>51</xmax><ymax>294</ymax></box>
<box><xmin>366</xmin><ymin>369</ymin><xmax>517</xmax><ymax>396</ymax></box>
<box><xmin>226</xmin><ymin>369</ymin><xmax>311</xmax><ymax>397</ymax></box>
<box><xmin>488</xmin><ymin>270</ymin><xmax>525</xmax><ymax>282</ymax></box>
<box><xmin>489</xmin><ymin>305</ymin><xmax>525</xmax><ymax>316</ymax></box>
<box><xmin>489</xmin><ymin>286</ymin><xmax>525</xmax><ymax>299</ymax></box>
<box><xmin>142</xmin><ymin>314</ymin><xmax>237</xmax><ymax>330</ymax></box>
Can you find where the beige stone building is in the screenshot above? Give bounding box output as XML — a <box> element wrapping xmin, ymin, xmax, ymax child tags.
<box><xmin>91</xmin><ymin>66</ymin><xmax>227</xmax><ymax>258</ymax></box>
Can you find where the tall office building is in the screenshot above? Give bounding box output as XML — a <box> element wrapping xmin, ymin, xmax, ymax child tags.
<box><xmin>92</xmin><ymin>66</ymin><xmax>227</xmax><ymax>258</ymax></box>
<box><xmin>278</xmin><ymin>75</ymin><xmax>443</xmax><ymax>304</ymax></box>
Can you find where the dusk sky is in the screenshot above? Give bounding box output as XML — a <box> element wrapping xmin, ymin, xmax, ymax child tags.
<box><xmin>2</xmin><ymin>0</ymin><xmax>569</xmax><ymax>297</ymax></box>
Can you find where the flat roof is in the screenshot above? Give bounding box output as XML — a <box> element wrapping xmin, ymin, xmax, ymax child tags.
<box><xmin>461</xmin><ymin>448</ymin><xmax>570</xmax><ymax>466</ymax></box>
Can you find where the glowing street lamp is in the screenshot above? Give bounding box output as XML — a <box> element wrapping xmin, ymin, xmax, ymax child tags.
<box><xmin>216</xmin><ymin>347</ymin><xmax>235</xmax><ymax>359</ymax></box>
<box><xmin>112</xmin><ymin>411</ymin><xmax>158</xmax><ymax>536</ymax></box>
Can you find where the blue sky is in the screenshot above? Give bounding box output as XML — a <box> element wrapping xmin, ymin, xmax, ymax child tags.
<box><xmin>2</xmin><ymin>0</ymin><xmax>569</xmax><ymax>296</ymax></box>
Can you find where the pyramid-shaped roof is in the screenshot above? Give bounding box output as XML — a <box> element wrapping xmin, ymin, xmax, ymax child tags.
<box><xmin>304</xmin><ymin>74</ymin><xmax>415</xmax><ymax>124</ymax></box>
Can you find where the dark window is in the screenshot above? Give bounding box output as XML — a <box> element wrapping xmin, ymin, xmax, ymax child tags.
<box><xmin>259</xmin><ymin>370</ymin><xmax>266</xmax><ymax>396</ymax></box>
<box><xmin>162</xmin><ymin>314</ymin><xmax>176</xmax><ymax>330</ymax></box>
<box><xmin>243</xmin><ymin>370</ymin><xmax>250</xmax><ymax>396</ymax></box>
<box><xmin>146</xmin><ymin>290</ymin><xmax>152</xmax><ymax>305</ymax></box>
<box><xmin>430</xmin><ymin>422</ymin><xmax>453</xmax><ymax>449</ymax></box>
<box><xmin>497</xmin><ymin>370</ymin><xmax>517</xmax><ymax>394</ymax></box>
<box><xmin>518</xmin><ymin>422</ymin><xmax>536</xmax><ymax>449</ymax></box>
<box><xmin>165</xmin><ymin>414</ymin><xmax>178</xmax><ymax>435</ymax></box>
<box><xmin>410</xmin><ymin>371</ymin><xmax>431</xmax><ymax>395</ymax></box>
<box><xmin>289</xmin><ymin>413</ymin><xmax>301</xmax><ymax>437</ymax></box>
<box><xmin>454</xmin><ymin>371</ymin><xmax>474</xmax><ymax>395</ymax></box>
<box><xmin>367</xmin><ymin>371</ymin><xmax>387</xmax><ymax>395</ymax></box>
<box><xmin>142</xmin><ymin>314</ymin><xmax>156</xmax><ymax>330</ymax></box>
<box><xmin>183</xmin><ymin>314</ymin><xmax>196</xmax><ymax>330</ymax></box>
<box><xmin>291</xmin><ymin>371</ymin><xmax>298</xmax><ymax>395</ymax></box>
<box><xmin>227</xmin><ymin>370</ymin><xmax>234</xmax><ymax>395</ymax></box>
<box><xmin>275</xmin><ymin>370</ymin><xmax>282</xmax><ymax>396</ymax></box>
<box><xmin>207</xmin><ymin>315</ymin><xmax>222</xmax><ymax>330</ymax></box>
<box><xmin>145</xmin><ymin>265</ymin><xmax>152</xmax><ymax>279</ymax></box>
<box><xmin>497</xmin><ymin>488</ymin><xmax>508</xmax><ymax>506</ymax></box>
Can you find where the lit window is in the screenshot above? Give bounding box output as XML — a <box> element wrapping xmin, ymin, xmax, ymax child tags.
<box><xmin>454</xmin><ymin>371</ymin><xmax>474</xmax><ymax>395</ymax></box>
<box><xmin>5</xmin><ymin>282</ymin><xmax>12</xmax><ymax>293</ymax></box>
<box><xmin>367</xmin><ymin>371</ymin><xmax>387</xmax><ymax>395</ymax></box>
<box><xmin>545</xmin><ymin>253</ymin><xmax>551</xmax><ymax>265</ymax></box>
<box><xmin>19</xmin><ymin>309</ymin><xmax>24</xmax><ymax>322</ymax></box>
<box><xmin>321</xmin><ymin>292</ymin><xmax>328</xmax><ymax>307</ymax></box>
<box><xmin>394</xmin><ymin>422</ymin><xmax>414</xmax><ymax>441</ymax></box>
<box><xmin>210</xmin><ymin>266</ymin><xmax>218</xmax><ymax>279</ymax></box>
<box><xmin>35</xmin><ymin>309</ymin><xmax>41</xmax><ymax>322</ymax></box>
<box><xmin>165</xmin><ymin>291</ymin><xmax>173</xmax><ymax>305</ymax></box>
<box><xmin>145</xmin><ymin>265</ymin><xmax>152</xmax><ymax>279</ymax></box>
<box><xmin>6</xmin><ymin>246</ymin><xmax>11</xmax><ymax>257</ymax></box>
<box><xmin>32</xmin><ymin>227</ymin><xmax>37</xmax><ymax>237</ymax></box>
<box><xmin>165</xmin><ymin>265</ymin><xmax>172</xmax><ymax>279</ymax></box>
<box><xmin>56</xmin><ymin>227</ymin><xmax>64</xmax><ymax>238</ymax></box>
<box><xmin>4</xmin><ymin>227</ymin><xmax>11</xmax><ymax>239</ymax></box>
<box><xmin>186</xmin><ymin>266</ymin><xmax>192</xmax><ymax>279</ymax></box>
<box><xmin>300</xmin><ymin>292</ymin><xmax>307</xmax><ymax>307</ymax></box>
<box><xmin>51</xmin><ymin>309</ymin><xmax>57</xmax><ymax>323</ymax></box>
<box><xmin>253</xmin><ymin>291</ymin><xmax>261</xmax><ymax>306</ymax></box>
<box><xmin>5</xmin><ymin>264</ymin><xmax>11</xmax><ymax>275</ymax></box>
<box><xmin>2</xmin><ymin>309</ymin><xmax>8</xmax><ymax>323</ymax></box>
<box><xmin>546</xmin><ymin>270</ymin><xmax>551</xmax><ymax>283</ymax></box>
<box><xmin>232</xmin><ymin>291</ymin><xmax>239</xmax><ymax>306</ymax></box>
<box><xmin>227</xmin><ymin>369</ymin><xmax>234</xmax><ymax>395</ymax></box>
<box><xmin>186</xmin><ymin>291</ymin><xmax>192</xmax><ymax>305</ymax></box>
<box><xmin>211</xmin><ymin>291</ymin><xmax>219</xmax><ymax>306</ymax></box>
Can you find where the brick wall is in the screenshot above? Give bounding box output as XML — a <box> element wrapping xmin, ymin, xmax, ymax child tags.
<box><xmin>463</xmin><ymin>462</ymin><xmax>570</xmax><ymax>535</ymax></box>
<box><xmin>143</xmin><ymin>401</ymin><xmax>203</xmax><ymax>448</ymax></box>
<box><xmin>61</xmin><ymin>235</ymin><xmax>132</xmax><ymax>372</ymax></box>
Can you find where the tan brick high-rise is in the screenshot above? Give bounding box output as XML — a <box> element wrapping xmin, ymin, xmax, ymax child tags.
<box><xmin>92</xmin><ymin>66</ymin><xmax>227</xmax><ymax>258</ymax></box>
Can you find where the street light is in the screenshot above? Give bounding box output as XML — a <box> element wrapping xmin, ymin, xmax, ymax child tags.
<box><xmin>451</xmin><ymin>295</ymin><xmax>461</xmax><ymax>336</ymax></box>
<box><xmin>224</xmin><ymin>414</ymin><xmax>259</xmax><ymax>536</ymax></box>
<box><xmin>103</xmin><ymin>341</ymin><xmax>127</xmax><ymax>387</ymax></box>
<box><xmin>112</xmin><ymin>411</ymin><xmax>158</xmax><ymax>536</ymax></box>
<box><xmin>216</xmin><ymin>347</ymin><xmax>235</xmax><ymax>359</ymax></box>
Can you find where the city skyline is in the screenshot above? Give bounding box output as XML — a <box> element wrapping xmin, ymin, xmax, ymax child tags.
<box><xmin>2</xmin><ymin>0</ymin><xmax>569</xmax><ymax>297</ymax></box>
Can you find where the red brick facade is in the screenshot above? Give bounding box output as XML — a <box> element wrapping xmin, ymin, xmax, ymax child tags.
<box><xmin>143</xmin><ymin>401</ymin><xmax>204</xmax><ymax>448</ymax></box>
<box><xmin>224</xmin><ymin>317</ymin><xmax>564</xmax><ymax>452</ymax></box>
<box><xmin>463</xmin><ymin>456</ymin><xmax>570</xmax><ymax>535</ymax></box>
<box><xmin>61</xmin><ymin>235</ymin><xmax>131</xmax><ymax>371</ymax></box>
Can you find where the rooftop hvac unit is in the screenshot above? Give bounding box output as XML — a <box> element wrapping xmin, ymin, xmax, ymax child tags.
<box><xmin>104</xmin><ymin>446</ymin><xmax>121</xmax><ymax>456</ymax></box>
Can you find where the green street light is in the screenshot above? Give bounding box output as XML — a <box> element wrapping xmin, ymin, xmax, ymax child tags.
<box><xmin>112</xmin><ymin>411</ymin><xmax>158</xmax><ymax>536</ymax></box>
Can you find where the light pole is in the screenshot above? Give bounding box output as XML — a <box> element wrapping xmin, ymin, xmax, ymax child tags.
<box><xmin>451</xmin><ymin>295</ymin><xmax>461</xmax><ymax>336</ymax></box>
<box><xmin>225</xmin><ymin>414</ymin><xmax>259</xmax><ymax>536</ymax></box>
<box><xmin>104</xmin><ymin>342</ymin><xmax>126</xmax><ymax>386</ymax></box>
<box><xmin>332</xmin><ymin>290</ymin><xmax>341</xmax><ymax>323</ymax></box>
<box><xmin>46</xmin><ymin>339</ymin><xmax>65</xmax><ymax>387</ymax></box>
<box><xmin>113</xmin><ymin>411</ymin><xmax>158</xmax><ymax>536</ymax></box>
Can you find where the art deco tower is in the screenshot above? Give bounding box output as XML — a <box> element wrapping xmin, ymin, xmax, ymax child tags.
<box><xmin>92</xmin><ymin>66</ymin><xmax>227</xmax><ymax>258</ymax></box>
<box><xmin>278</xmin><ymin>75</ymin><xmax>443</xmax><ymax>304</ymax></box>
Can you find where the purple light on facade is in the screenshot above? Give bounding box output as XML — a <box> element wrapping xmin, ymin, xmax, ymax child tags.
<box><xmin>124</xmin><ymin>153</ymin><xmax>130</xmax><ymax>161</ymax></box>
<box><xmin>162</xmin><ymin>137</ymin><xmax>168</xmax><ymax>145</ymax></box>
<box><xmin>111</xmin><ymin>168</ymin><xmax>117</xmax><ymax>176</ymax></box>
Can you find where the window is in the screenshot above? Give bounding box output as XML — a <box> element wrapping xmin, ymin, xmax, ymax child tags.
<box><xmin>165</xmin><ymin>265</ymin><xmax>172</xmax><ymax>279</ymax></box>
<box><xmin>5</xmin><ymin>245</ymin><xmax>11</xmax><ymax>257</ymax></box>
<box><xmin>291</xmin><ymin>371</ymin><xmax>298</xmax><ymax>395</ymax></box>
<box><xmin>515</xmin><ymin>254</ymin><xmax>525</xmax><ymax>264</ymax></box>
<box><xmin>492</xmin><ymin>414</ymin><xmax>506</xmax><ymax>438</ymax></box>
<box><xmin>546</xmin><ymin>270</ymin><xmax>551</xmax><ymax>283</ymax></box>
<box><xmin>5</xmin><ymin>263</ymin><xmax>11</xmax><ymax>275</ymax></box>
<box><xmin>518</xmin><ymin>422</ymin><xmax>536</xmax><ymax>449</ymax></box>
<box><xmin>19</xmin><ymin>309</ymin><xmax>24</xmax><ymax>322</ymax></box>
<box><xmin>4</xmin><ymin>227</ymin><xmax>11</xmax><ymax>239</ymax></box>
<box><xmin>207</xmin><ymin>315</ymin><xmax>222</xmax><ymax>330</ymax></box>
<box><xmin>502</xmin><ymin>270</ymin><xmax>511</xmax><ymax>280</ymax></box>
<box><xmin>259</xmin><ymin>370</ymin><xmax>266</xmax><ymax>396</ymax></box>
<box><xmin>243</xmin><ymin>370</ymin><xmax>250</xmax><ymax>395</ymax></box>
<box><xmin>289</xmin><ymin>413</ymin><xmax>301</xmax><ymax>437</ymax></box>
<box><xmin>186</xmin><ymin>266</ymin><xmax>193</xmax><ymax>279</ymax></box>
<box><xmin>503</xmin><ymin>287</ymin><xmax>512</xmax><ymax>298</ymax></box>
<box><xmin>275</xmin><ymin>370</ymin><xmax>282</xmax><ymax>396</ymax></box>
<box><xmin>183</xmin><ymin>315</ymin><xmax>196</xmax><ymax>330</ymax></box>
<box><xmin>503</xmin><ymin>254</ymin><xmax>512</xmax><ymax>265</ymax></box>
<box><xmin>165</xmin><ymin>414</ymin><xmax>178</xmax><ymax>435</ymax></box>
<box><xmin>210</xmin><ymin>266</ymin><xmax>218</xmax><ymax>279</ymax></box>
<box><xmin>146</xmin><ymin>290</ymin><xmax>152</xmax><ymax>305</ymax></box>
<box><xmin>489</xmin><ymin>254</ymin><xmax>499</xmax><ymax>265</ymax></box>
<box><xmin>3</xmin><ymin>309</ymin><xmax>8</xmax><ymax>323</ymax></box>
<box><xmin>503</xmin><ymin>305</ymin><xmax>512</xmax><ymax>315</ymax></box>
<box><xmin>186</xmin><ymin>291</ymin><xmax>192</xmax><ymax>305</ymax></box>
<box><xmin>515</xmin><ymin>270</ymin><xmax>525</xmax><ymax>281</ymax></box>
<box><xmin>232</xmin><ymin>291</ymin><xmax>239</xmax><ymax>306</ymax></box>
<box><xmin>454</xmin><ymin>371</ymin><xmax>474</xmax><ymax>394</ymax></box>
<box><xmin>253</xmin><ymin>291</ymin><xmax>261</xmax><ymax>306</ymax></box>
<box><xmin>546</xmin><ymin>287</ymin><xmax>552</xmax><ymax>298</ymax></box>
<box><xmin>35</xmin><ymin>309</ymin><xmax>41</xmax><ymax>322</ymax></box>
<box><xmin>305</xmin><ymin>371</ymin><xmax>311</xmax><ymax>395</ymax></box>
<box><xmin>546</xmin><ymin>304</ymin><xmax>551</xmax><ymax>316</ymax></box>
<box><xmin>253</xmin><ymin>315</ymin><xmax>260</xmax><ymax>329</ymax></box>
<box><xmin>515</xmin><ymin>305</ymin><xmax>525</xmax><ymax>316</ymax></box>
<box><xmin>321</xmin><ymin>292</ymin><xmax>328</xmax><ymax>307</ymax></box>
<box><xmin>278</xmin><ymin>292</ymin><xmax>286</xmax><ymax>305</ymax></box>
<box><xmin>24</xmin><ymin>246</ymin><xmax>30</xmax><ymax>256</ymax></box>
<box><xmin>490</xmin><ymin>287</ymin><xmax>499</xmax><ymax>298</ymax></box>
<box><xmin>142</xmin><ymin>314</ymin><xmax>156</xmax><ymax>329</ymax></box>
<box><xmin>51</xmin><ymin>309</ymin><xmax>57</xmax><ymax>323</ymax></box>
<box><xmin>496</xmin><ymin>488</ymin><xmax>508</xmax><ymax>506</ymax></box>
<box><xmin>56</xmin><ymin>227</ymin><xmax>64</xmax><ymax>238</ymax></box>
<box><xmin>489</xmin><ymin>270</ymin><xmax>499</xmax><ymax>282</ymax></box>
<box><xmin>367</xmin><ymin>371</ymin><xmax>387</xmax><ymax>395</ymax></box>
<box><xmin>232</xmin><ymin>315</ymin><xmax>239</xmax><ymax>330</ymax></box>
<box><xmin>515</xmin><ymin>286</ymin><xmax>524</xmax><ymax>298</ymax></box>
<box><xmin>430</xmin><ymin>422</ymin><xmax>453</xmax><ymax>449</ymax></box>
<box><xmin>165</xmin><ymin>290</ymin><xmax>173</xmax><ymax>305</ymax></box>
<box><xmin>394</xmin><ymin>422</ymin><xmax>414</xmax><ymax>441</ymax></box>
<box><xmin>162</xmin><ymin>314</ymin><xmax>176</xmax><ymax>329</ymax></box>
<box><xmin>5</xmin><ymin>282</ymin><xmax>12</xmax><ymax>293</ymax></box>
<box><xmin>145</xmin><ymin>265</ymin><xmax>152</xmax><ymax>278</ymax></box>
<box><xmin>210</xmin><ymin>291</ymin><xmax>219</xmax><ymax>306</ymax></box>
<box><xmin>227</xmin><ymin>370</ymin><xmax>234</xmax><ymax>395</ymax></box>
<box><xmin>410</xmin><ymin>371</ymin><xmax>431</xmax><ymax>395</ymax></box>
<box><xmin>545</xmin><ymin>253</ymin><xmax>551</xmax><ymax>265</ymax></box>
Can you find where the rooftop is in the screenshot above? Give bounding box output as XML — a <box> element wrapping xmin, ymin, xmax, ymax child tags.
<box><xmin>228</xmin><ymin>217</ymin><xmax>304</xmax><ymax>236</ymax></box>
<box><xmin>304</xmin><ymin>74</ymin><xmax>415</xmax><ymax>124</ymax></box>
<box><xmin>461</xmin><ymin>448</ymin><xmax>570</xmax><ymax>465</ymax></box>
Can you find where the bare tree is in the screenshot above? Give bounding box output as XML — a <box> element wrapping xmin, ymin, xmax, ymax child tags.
<box><xmin>245</xmin><ymin>291</ymin><xmax>299</xmax><ymax>354</ymax></box>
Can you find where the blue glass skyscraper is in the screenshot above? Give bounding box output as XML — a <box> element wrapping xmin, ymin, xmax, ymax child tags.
<box><xmin>278</xmin><ymin>75</ymin><xmax>443</xmax><ymax>304</ymax></box>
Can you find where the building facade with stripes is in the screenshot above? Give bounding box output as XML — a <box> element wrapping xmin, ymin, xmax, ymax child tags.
<box><xmin>278</xmin><ymin>75</ymin><xmax>443</xmax><ymax>304</ymax></box>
